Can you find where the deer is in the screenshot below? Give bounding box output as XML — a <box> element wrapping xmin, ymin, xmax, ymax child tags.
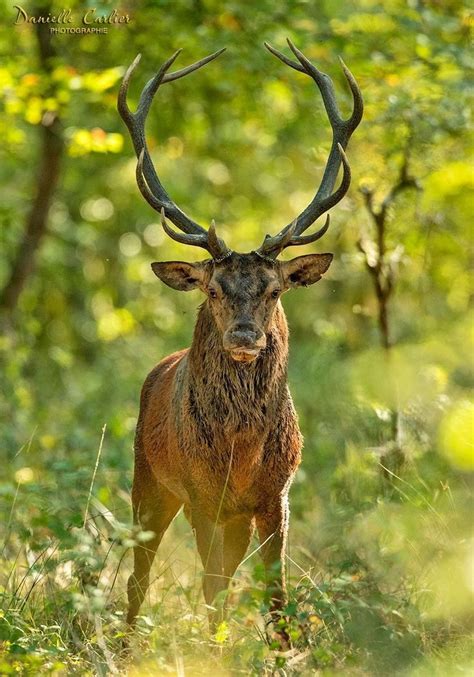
<box><xmin>118</xmin><ymin>39</ymin><xmax>363</xmax><ymax>638</ymax></box>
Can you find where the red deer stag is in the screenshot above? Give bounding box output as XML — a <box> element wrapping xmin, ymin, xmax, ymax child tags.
<box><xmin>118</xmin><ymin>39</ymin><xmax>362</xmax><ymax>633</ymax></box>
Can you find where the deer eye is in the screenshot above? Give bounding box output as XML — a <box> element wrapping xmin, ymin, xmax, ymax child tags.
<box><xmin>271</xmin><ymin>289</ymin><xmax>281</xmax><ymax>299</ymax></box>
<box><xmin>209</xmin><ymin>288</ymin><xmax>218</xmax><ymax>299</ymax></box>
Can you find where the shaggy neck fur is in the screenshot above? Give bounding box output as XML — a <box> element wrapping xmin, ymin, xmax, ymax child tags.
<box><xmin>187</xmin><ymin>301</ymin><xmax>289</xmax><ymax>434</ymax></box>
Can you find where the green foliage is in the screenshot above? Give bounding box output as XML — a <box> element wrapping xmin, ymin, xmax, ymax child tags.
<box><xmin>0</xmin><ymin>0</ymin><xmax>473</xmax><ymax>673</ymax></box>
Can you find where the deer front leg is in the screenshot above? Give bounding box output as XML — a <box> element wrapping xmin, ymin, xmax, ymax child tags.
<box><xmin>256</xmin><ymin>495</ymin><xmax>289</xmax><ymax>619</ymax></box>
<box><xmin>127</xmin><ymin>479</ymin><xmax>182</xmax><ymax>626</ymax></box>
<box><xmin>223</xmin><ymin>514</ymin><xmax>254</xmax><ymax>581</ymax></box>
<box><xmin>191</xmin><ymin>509</ymin><xmax>227</xmax><ymax>631</ymax></box>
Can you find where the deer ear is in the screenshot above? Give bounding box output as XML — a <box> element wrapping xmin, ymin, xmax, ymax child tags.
<box><xmin>281</xmin><ymin>253</ymin><xmax>333</xmax><ymax>288</ymax></box>
<box><xmin>151</xmin><ymin>261</ymin><xmax>205</xmax><ymax>291</ymax></box>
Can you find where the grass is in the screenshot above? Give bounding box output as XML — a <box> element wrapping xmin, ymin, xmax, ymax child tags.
<box><xmin>0</xmin><ymin>423</ymin><xmax>472</xmax><ymax>675</ymax></box>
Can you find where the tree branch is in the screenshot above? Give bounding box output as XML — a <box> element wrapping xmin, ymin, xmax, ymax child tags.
<box><xmin>358</xmin><ymin>151</ymin><xmax>421</xmax><ymax>350</ymax></box>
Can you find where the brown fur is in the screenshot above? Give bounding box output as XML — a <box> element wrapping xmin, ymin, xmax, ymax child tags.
<box><xmin>126</xmin><ymin>251</ymin><xmax>332</xmax><ymax>631</ymax></box>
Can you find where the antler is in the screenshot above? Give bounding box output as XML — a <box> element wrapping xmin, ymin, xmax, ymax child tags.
<box><xmin>257</xmin><ymin>39</ymin><xmax>363</xmax><ymax>258</ymax></box>
<box><xmin>118</xmin><ymin>49</ymin><xmax>230</xmax><ymax>259</ymax></box>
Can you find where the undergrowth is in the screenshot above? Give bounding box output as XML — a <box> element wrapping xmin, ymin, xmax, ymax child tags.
<box><xmin>0</xmin><ymin>431</ymin><xmax>472</xmax><ymax>675</ymax></box>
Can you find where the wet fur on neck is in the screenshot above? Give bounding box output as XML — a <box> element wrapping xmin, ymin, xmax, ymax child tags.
<box><xmin>187</xmin><ymin>301</ymin><xmax>289</xmax><ymax>433</ymax></box>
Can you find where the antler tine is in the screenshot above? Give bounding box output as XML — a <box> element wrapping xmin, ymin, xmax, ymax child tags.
<box><xmin>117</xmin><ymin>53</ymin><xmax>142</xmax><ymax>125</ymax></box>
<box><xmin>257</xmin><ymin>220</ymin><xmax>298</xmax><ymax>257</ymax></box>
<box><xmin>160</xmin><ymin>207</ymin><xmax>210</xmax><ymax>250</ymax></box>
<box><xmin>137</xmin><ymin>49</ymin><xmax>227</xmax><ymax>117</ymax></box>
<box><xmin>160</xmin><ymin>209</ymin><xmax>230</xmax><ymax>259</ymax></box>
<box><xmin>263</xmin><ymin>41</ymin><xmax>305</xmax><ymax>73</ymax></box>
<box><xmin>119</xmin><ymin>48</ymin><xmax>230</xmax><ymax>258</ymax></box>
<box><xmin>135</xmin><ymin>152</ymin><xmax>229</xmax><ymax>258</ymax></box>
<box><xmin>135</xmin><ymin>50</ymin><xmax>183</xmax><ymax>122</ymax></box>
<box><xmin>287</xmin><ymin>39</ymin><xmax>342</xmax><ymax>123</ymax></box>
<box><xmin>118</xmin><ymin>51</ymin><xmax>182</xmax><ymax>145</ymax></box>
<box><xmin>259</xmin><ymin>216</ymin><xmax>331</xmax><ymax>257</ymax></box>
<box><xmin>339</xmin><ymin>57</ymin><xmax>364</xmax><ymax>130</ymax></box>
<box><xmin>208</xmin><ymin>219</ymin><xmax>231</xmax><ymax>260</ymax></box>
<box><xmin>162</xmin><ymin>48</ymin><xmax>227</xmax><ymax>83</ymax></box>
<box><xmin>287</xmin><ymin>215</ymin><xmax>331</xmax><ymax>248</ymax></box>
<box><xmin>258</xmin><ymin>40</ymin><xmax>363</xmax><ymax>258</ymax></box>
<box><xmin>135</xmin><ymin>148</ymin><xmax>167</xmax><ymax>213</ymax></box>
<box><xmin>307</xmin><ymin>143</ymin><xmax>351</xmax><ymax>216</ymax></box>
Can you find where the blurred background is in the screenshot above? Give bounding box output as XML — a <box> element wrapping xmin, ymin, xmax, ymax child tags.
<box><xmin>0</xmin><ymin>0</ymin><xmax>472</xmax><ymax>674</ymax></box>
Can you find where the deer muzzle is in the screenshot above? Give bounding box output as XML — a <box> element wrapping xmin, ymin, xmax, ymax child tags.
<box><xmin>223</xmin><ymin>324</ymin><xmax>266</xmax><ymax>363</ymax></box>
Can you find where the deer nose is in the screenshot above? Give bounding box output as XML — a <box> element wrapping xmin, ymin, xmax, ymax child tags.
<box><xmin>223</xmin><ymin>324</ymin><xmax>266</xmax><ymax>351</ymax></box>
<box><xmin>230</xmin><ymin>329</ymin><xmax>258</xmax><ymax>347</ymax></box>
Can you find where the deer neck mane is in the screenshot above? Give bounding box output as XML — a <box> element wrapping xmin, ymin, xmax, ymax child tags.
<box><xmin>187</xmin><ymin>302</ymin><xmax>289</xmax><ymax>431</ymax></box>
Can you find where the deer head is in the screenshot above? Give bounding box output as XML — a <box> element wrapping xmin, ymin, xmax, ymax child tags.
<box><xmin>118</xmin><ymin>40</ymin><xmax>363</xmax><ymax>363</ymax></box>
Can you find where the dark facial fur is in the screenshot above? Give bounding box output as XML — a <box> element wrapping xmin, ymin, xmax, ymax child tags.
<box><xmin>152</xmin><ymin>251</ymin><xmax>332</xmax><ymax>362</ymax></box>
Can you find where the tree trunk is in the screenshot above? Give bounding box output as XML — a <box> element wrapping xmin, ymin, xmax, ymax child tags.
<box><xmin>0</xmin><ymin>10</ymin><xmax>64</xmax><ymax>313</ymax></box>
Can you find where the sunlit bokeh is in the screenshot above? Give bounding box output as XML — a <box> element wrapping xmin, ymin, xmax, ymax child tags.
<box><xmin>0</xmin><ymin>0</ymin><xmax>472</xmax><ymax>674</ymax></box>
